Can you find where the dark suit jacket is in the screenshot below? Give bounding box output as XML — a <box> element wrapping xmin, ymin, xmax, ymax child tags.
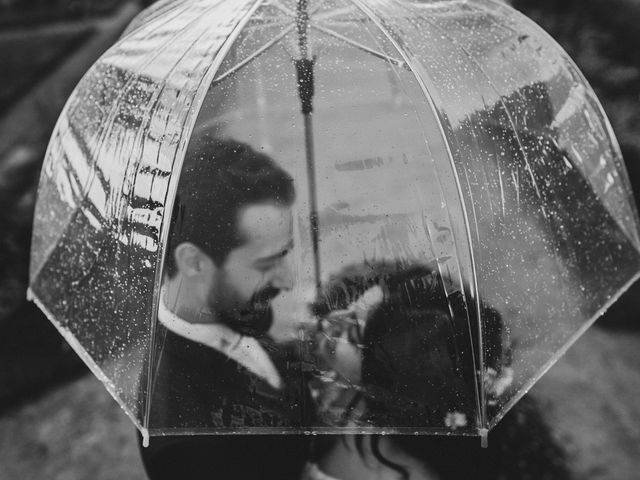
<box><xmin>147</xmin><ymin>322</ymin><xmax>312</xmax><ymax>429</ymax></box>
<box><xmin>139</xmin><ymin>324</ymin><xmax>314</xmax><ymax>480</ymax></box>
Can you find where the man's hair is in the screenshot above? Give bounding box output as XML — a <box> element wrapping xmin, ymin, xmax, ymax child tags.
<box><xmin>164</xmin><ymin>137</ymin><xmax>295</xmax><ymax>277</ymax></box>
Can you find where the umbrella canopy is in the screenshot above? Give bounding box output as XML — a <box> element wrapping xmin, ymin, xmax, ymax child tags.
<box><xmin>29</xmin><ymin>0</ymin><xmax>640</xmax><ymax>442</ymax></box>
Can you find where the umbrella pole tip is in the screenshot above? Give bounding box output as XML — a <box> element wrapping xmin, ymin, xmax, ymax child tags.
<box><xmin>141</xmin><ymin>428</ymin><xmax>150</xmax><ymax>448</ymax></box>
<box><xmin>479</xmin><ymin>428</ymin><xmax>489</xmax><ymax>448</ymax></box>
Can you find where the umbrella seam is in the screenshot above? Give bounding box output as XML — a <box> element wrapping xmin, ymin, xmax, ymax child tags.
<box><xmin>144</xmin><ymin>0</ymin><xmax>266</xmax><ymax>432</ymax></box>
<box><xmin>349</xmin><ymin>0</ymin><xmax>486</xmax><ymax>432</ymax></box>
<box><xmin>133</xmin><ymin>2</ymin><xmax>250</xmax><ymax>433</ymax></box>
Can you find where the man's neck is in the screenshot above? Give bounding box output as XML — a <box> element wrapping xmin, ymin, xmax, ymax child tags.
<box><xmin>162</xmin><ymin>276</ymin><xmax>218</xmax><ymax>325</ymax></box>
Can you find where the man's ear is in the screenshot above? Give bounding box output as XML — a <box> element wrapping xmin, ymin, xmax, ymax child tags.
<box><xmin>174</xmin><ymin>242</ymin><xmax>208</xmax><ymax>277</ymax></box>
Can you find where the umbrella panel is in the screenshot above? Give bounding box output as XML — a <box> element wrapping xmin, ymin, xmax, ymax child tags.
<box><xmin>354</xmin><ymin>0</ymin><xmax>640</xmax><ymax>425</ymax></box>
<box><xmin>28</xmin><ymin>0</ymin><xmax>262</xmax><ymax>433</ymax></box>
<box><xmin>150</xmin><ymin>7</ymin><xmax>482</xmax><ymax>433</ymax></box>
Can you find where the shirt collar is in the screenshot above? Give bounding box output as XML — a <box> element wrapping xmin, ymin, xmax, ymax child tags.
<box><xmin>157</xmin><ymin>295</ymin><xmax>283</xmax><ymax>390</ymax></box>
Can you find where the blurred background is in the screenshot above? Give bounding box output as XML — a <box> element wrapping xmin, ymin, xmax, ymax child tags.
<box><xmin>0</xmin><ymin>0</ymin><xmax>639</xmax><ymax>479</ymax></box>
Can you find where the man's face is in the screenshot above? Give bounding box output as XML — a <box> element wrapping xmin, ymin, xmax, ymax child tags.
<box><xmin>208</xmin><ymin>202</ymin><xmax>294</xmax><ymax>333</ymax></box>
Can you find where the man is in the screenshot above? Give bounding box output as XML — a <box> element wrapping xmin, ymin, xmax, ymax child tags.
<box><xmin>139</xmin><ymin>138</ymin><xmax>312</xmax><ymax>480</ymax></box>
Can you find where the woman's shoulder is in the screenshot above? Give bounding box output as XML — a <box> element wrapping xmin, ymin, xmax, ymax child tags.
<box><xmin>301</xmin><ymin>462</ymin><xmax>343</xmax><ymax>480</ymax></box>
<box><xmin>311</xmin><ymin>435</ymin><xmax>435</xmax><ymax>480</ymax></box>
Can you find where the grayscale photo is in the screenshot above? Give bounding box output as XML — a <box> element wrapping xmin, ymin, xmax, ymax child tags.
<box><xmin>2</xmin><ymin>0</ymin><xmax>640</xmax><ymax>479</ymax></box>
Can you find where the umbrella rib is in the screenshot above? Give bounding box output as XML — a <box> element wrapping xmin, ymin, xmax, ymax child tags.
<box><xmin>310</xmin><ymin>24</ymin><xmax>408</xmax><ymax>69</ymax></box>
<box><xmin>347</xmin><ymin>0</ymin><xmax>488</xmax><ymax>430</ymax></box>
<box><xmin>212</xmin><ymin>24</ymin><xmax>296</xmax><ymax>84</ymax></box>
<box><xmin>309</xmin><ymin>0</ymin><xmax>330</xmax><ymax>17</ymax></box>
<box><xmin>268</xmin><ymin>0</ymin><xmax>296</xmax><ymax>17</ymax></box>
<box><xmin>312</xmin><ymin>5</ymin><xmax>360</xmax><ymax>21</ymax></box>
<box><xmin>243</xmin><ymin>18</ymin><xmax>293</xmax><ymax>30</ymax></box>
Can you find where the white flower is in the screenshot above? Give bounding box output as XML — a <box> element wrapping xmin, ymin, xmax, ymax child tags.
<box><xmin>484</xmin><ymin>366</ymin><xmax>514</xmax><ymax>398</ymax></box>
<box><xmin>444</xmin><ymin>411</ymin><xmax>468</xmax><ymax>430</ymax></box>
<box><xmin>492</xmin><ymin>367</ymin><xmax>514</xmax><ymax>397</ymax></box>
<box><xmin>351</xmin><ymin>285</ymin><xmax>384</xmax><ymax>315</ymax></box>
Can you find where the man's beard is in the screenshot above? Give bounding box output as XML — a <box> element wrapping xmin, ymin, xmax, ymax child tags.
<box><xmin>217</xmin><ymin>285</ymin><xmax>280</xmax><ymax>337</ymax></box>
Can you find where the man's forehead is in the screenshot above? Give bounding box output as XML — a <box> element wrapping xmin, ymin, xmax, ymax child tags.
<box><xmin>237</xmin><ymin>203</ymin><xmax>293</xmax><ymax>248</ymax></box>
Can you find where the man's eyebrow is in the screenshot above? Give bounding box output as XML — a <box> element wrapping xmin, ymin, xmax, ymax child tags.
<box><xmin>255</xmin><ymin>240</ymin><xmax>294</xmax><ymax>264</ymax></box>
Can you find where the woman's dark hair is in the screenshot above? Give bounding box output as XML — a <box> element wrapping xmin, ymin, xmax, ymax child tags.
<box><xmin>313</xmin><ymin>262</ymin><xmax>504</xmax><ymax>430</ymax></box>
<box><xmin>361</xmin><ymin>304</ymin><xmax>476</xmax><ymax>429</ymax></box>
<box><xmin>312</xmin><ymin>262</ymin><xmax>569</xmax><ymax>479</ymax></box>
<box><xmin>358</xmin><ymin>298</ymin><xmax>569</xmax><ymax>479</ymax></box>
<box><xmin>164</xmin><ymin>137</ymin><xmax>295</xmax><ymax>276</ymax></box>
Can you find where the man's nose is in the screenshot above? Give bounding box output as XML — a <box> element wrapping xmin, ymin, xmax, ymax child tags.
<box><xmin>271</xmin><ymin>258</ymin><xmax>294</xmax><ymax>291</ymax></box>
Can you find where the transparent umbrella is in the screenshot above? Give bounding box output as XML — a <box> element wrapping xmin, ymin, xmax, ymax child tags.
<box><xmin>28</xmin><ymin>0</ymin><xmax>640</xmax><ymax>444</ymax></box>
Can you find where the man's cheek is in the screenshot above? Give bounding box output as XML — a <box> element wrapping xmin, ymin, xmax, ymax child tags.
<box><xmin>267</xmin><ymin>292</ymin><xmax>309</xmax><ymax>343</ymax></box>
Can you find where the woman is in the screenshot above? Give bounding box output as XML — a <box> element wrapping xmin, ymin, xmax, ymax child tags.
<box><xmin>305</xmin><ymin>264</ymin><xmax>570</xmax><ymax>480</ymax></box>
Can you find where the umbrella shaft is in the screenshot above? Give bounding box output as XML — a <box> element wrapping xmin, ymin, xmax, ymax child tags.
<box><xmin>304</xmin><ymin>113</ymin><xmax>321</xmax><ymax>294</ymax></box>
<box><xmin>295</xmin><ymin>58</ymin><xmax>314</xmax><ymax>115</ymax></box>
